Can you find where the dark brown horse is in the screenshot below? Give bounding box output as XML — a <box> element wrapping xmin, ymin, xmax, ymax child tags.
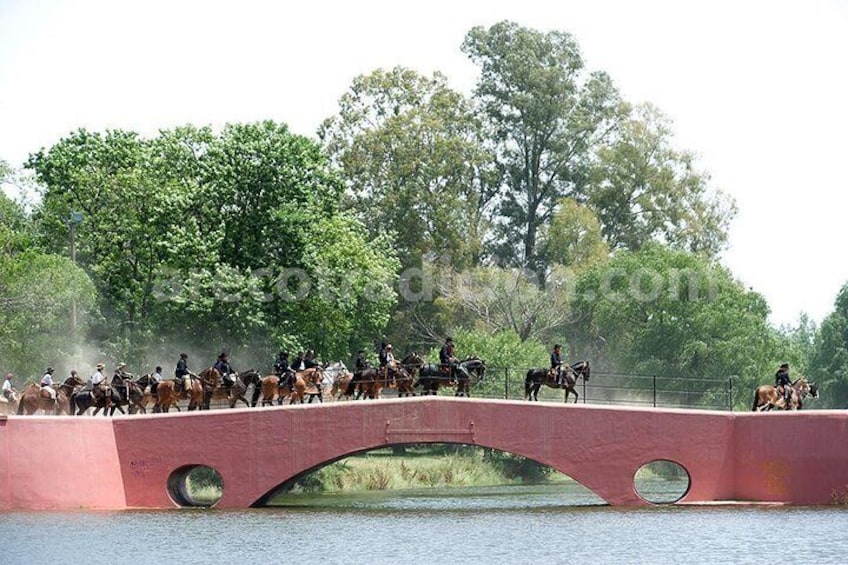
<box><xmin>344</xmin><ymin>366</ymin><xmax>382</xmax><ymax>400</ymax></box>
<box><xmin>752</xmin><ymin>377</ymin><xmax>818</xmax><ymax>411</ymax></box>
<box><xmin>408</xmin><ymin>354</ymin><xmax>483</xmax><ymax>397</ymax></box>
<box><xmin>524</xmin><ymin>361</ymin><xmax>591</xmax><ymax>402</ymax></box>
<box><xmin>227</xmin><ymin>369</ymin><xmax>261</xmax><ymax>408</ymax></box>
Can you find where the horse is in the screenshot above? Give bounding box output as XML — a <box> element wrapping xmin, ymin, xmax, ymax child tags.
<box><xmin>751</xmin><ymin>377</ymin><xmax>819</xmax><ymax>411</ymax></box>
<box><xmin>72</xmin><ymin>380</ymin><xmax>143</xmax><ymax>416</ymax></box>
<box><xmin>524</xmin><ymin>361</ymin><xmax>591</xmax><ymax>402</ymax></box>
<box><xmin>284</xmin><ymin>368</ymin><xmax>324</xmax><ymax>404</ymax></box>
<box><xmin>227</xmin><ymin>369</ymin><xmax>261</xmax><ymax>408</ymax></box>
<box><xmin>154</xmin><ymin>374</ymin><xmax>205</xmax><ymax>412</ymax></box>
<box><xmin>17</xmin><ymin>375</ymin><xmax>84</xmax><ymax>415</ymax></box>
<box><xmin>455</xmin><ymin>356</ymin><xmax>486</xmax><ymax>397</ymax></box>
<box><xmin>343</xmin><ymin>366</ymin><xmax>383</xmax><ymax>400</ymax></box>
<box><xmin>0</xmin><ymin>391</ymin><xmax>18</xmax><ymax>415</ymax></box>
<box><xmin>410</xmin><ymin>355</ymin><xmax>486</xmax><ymax>397</ymax></box>
<box><xmin>324</xmin><ymin>361</ymin><xmax>353</xmax><ymax>401</ymax></box>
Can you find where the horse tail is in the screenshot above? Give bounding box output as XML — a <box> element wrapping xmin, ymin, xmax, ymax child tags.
<box><xmin>16</xmin><ymin>396</ymin><xmax>24</xmax><ymax>415</ymax></box>
<box><xmin>524</xmin><ymin>370</ymin><xmax>533</xmax><ymax>398</ymax></box>
<box><xmin>751</xmin><ymin>388</ymin><xmax>759</xmax><ymax>412</ymax></box>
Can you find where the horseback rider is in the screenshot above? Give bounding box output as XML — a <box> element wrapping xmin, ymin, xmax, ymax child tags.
<box><xmin>112</xmin><ymin>362</ymin><xmax>131</xmax><ymax>402</ymax></box>
<box><xmin>384</xmin><ymin>344</ymin><xmax>397</xmax><ymax>386</ymax></box>
<box><xmin>89</xmin><ymin>362</ymin><xmax>106</xmax><ymax>400</ymax></box>
<box><xmin>274</xmin><ymin>351</ymin><xmax>294</xmax><ymax>390</ymax></box>
<box><xmin>175</xmin><ymin>353</ymin><xmax>191</xmax><ymax>392</ymax></box>
<box><xmin>150</xmin><ymin>365</ymin><xmax>163</xmax><ymax>394</ymax></box>
<box><xmin>355</xmin><ymin>350</ymin><xmax>368</xmax><ymax>371</ymax></box>
<box><xmin>291</xmin><ymin>351</ymin><xmax>305</xmax><ymax>372</ymax></box>
<box><xmin>273</xmin><ymin>351</ymin><xmax>289</xmax><ymax>376</ymax></box>
<box><xmin>378</xmin><ymin>342</ymin><xmax>389</xmax><ymax>382</ymax></box>
<box><xmin>303</xmin><ymin>350</ymin><xmax>320</xmax><ymax>370</ymax></box>
<box><xmin>40</xmin><ymin>367</ymin><xmax>57</xmax><ymax>404</ymax></box>
<box><xmin>551</xmin><ymin>344</ymin><xmax>564</xmax><ymax>386</ymax></box>
<box><xmin>440</xmin><ymin>337</ymin><xmax>459</xmax><ymax>384</ymax></box>
<box><xmin>214</xmin><ymin>352</ymin><xmax>236</xmax><ymax>389</ymax></box>
<box><xmin>2</xmin><ymin>373</ymin><xmax>15</xmax><ymax>403</ymax></box>
<box><xmin>775</xmin><ymin>362</ymin><xmax>792</xmax><ymax>407</ymax></box>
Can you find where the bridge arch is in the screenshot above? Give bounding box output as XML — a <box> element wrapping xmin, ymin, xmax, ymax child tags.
<box><xmin>252</xmin><ymin>442</ymin><xmax>607</xmax><ymax>507</ymax></box>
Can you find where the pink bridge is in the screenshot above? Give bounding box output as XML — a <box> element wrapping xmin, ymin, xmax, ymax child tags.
<box><xmin>2</xmin><ymin>397</ymin><xmax>847</xmax><ymax>510</ymax></box>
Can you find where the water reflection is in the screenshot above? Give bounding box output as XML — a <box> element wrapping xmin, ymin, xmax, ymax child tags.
<box><xmin>3</xmin><ymin>484</ymin><xmax>848</xmax><ymax>565</ymax></box>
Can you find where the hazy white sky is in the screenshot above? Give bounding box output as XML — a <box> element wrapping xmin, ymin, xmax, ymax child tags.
<box><xmin>1</xmin><ymin>0</ymin><xmax>846</xmax><ymax>327</ymax></box>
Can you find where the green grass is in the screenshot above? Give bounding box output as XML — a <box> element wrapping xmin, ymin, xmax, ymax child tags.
<box><xmin>286</xmin><ymin>447</ymin><xmax>566</xmax><ymax>494</ymax></box>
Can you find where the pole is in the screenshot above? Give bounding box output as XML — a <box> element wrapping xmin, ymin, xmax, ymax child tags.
<box><xmin>70</xmin><ymin>221</ymin><xmax>77</xmax><ymax>335</ymax></box>
<box><xmin>68</xmin><ymin>211</ymin><xmax>82</xmax><ymax>337</ymax></box>
<box><xmin>653</xmin><ymin>375</ymin><xmax>657</xmax><ymax>408</ymax></box>
<box><xmin>504</xmin><ymin>367</ymin><xmax>508</xmax><ymax>399</ymax></box>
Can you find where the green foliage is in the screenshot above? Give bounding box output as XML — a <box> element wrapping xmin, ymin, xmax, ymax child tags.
<box><xmin>543</xmin><ymin>198</ymin><xmax>609</xmax><ymax>270</ymax></box>
<box><xmin>811</xmin><ymin>286</ymin><xmax>848</xmax><ymax>407</ymax></box>
<box><xmin>25</xmin><ymin>122</ymin><xmax>399</xmax><ymax>365</ymax></box>
<box><xmin>569</xmin><ymin>244</ymin><xmax>779</xmax><ymax>407</ymax></box>
<box><xmin>320</xmin><ymin>67</ymin><xmax>496</xmax><ymax>271</ymax></box>
<box><xmin>0</xmin><ymin>249</ymin><xmax>97</xmax><ymax>377</ymax></box>
<box><xmin>424</xmin><ymin>327</ymin><xmax>549</xmax><ymax>397</ymax></box>
<box><xmin>586</xmin><ymin>104</ymin><xmax>736</xmax><ymax>255</ymax></box>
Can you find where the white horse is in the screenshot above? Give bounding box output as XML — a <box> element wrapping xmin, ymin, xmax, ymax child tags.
<box><xmin>323</xmin><ymin>361</ymin><xmax>352</xmax><ymax>401</ymax></box>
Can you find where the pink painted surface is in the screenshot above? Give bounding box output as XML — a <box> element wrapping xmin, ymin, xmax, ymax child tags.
<box><xmin>0</xmin><ymin>415</ymin><xmax>126</xmax><ymax>510</ymax></box>
<box><xmin>2</xmin><ymin>398</ymin><xmax>848</xmax><ymax>510</ymax></box>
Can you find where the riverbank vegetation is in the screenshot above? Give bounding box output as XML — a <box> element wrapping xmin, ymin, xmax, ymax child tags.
<box><xmin>1</xmin><ymin>21</ymin><xmax>844</xmax><ymax>409</ymax></box>
<box><xmin>286</xmin><ymin>447</ymin><xmax>558</xmax><ymax>494</ymax></box>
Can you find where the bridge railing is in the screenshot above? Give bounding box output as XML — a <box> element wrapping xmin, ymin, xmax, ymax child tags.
<box><xmin>402</xmin><ymin>367</ymin><xmax>735</xmax><ymax>411</ymax></box>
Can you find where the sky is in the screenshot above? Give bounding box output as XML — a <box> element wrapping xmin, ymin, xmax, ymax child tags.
<box><xmin>1</xmin><ymin>0</ymin><xmax>846</xmax><ymax>327</ymax></box>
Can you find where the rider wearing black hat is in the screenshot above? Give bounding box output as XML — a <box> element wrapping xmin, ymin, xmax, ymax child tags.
<box><xmin>775</xmin><ymin>363</ymin><xmax>792</xmax><ymax>408</ymax></box>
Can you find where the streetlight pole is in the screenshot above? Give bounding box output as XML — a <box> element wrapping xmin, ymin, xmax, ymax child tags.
<box><xmin>68</xmin><ymin>211</ymin><xmax>83</xmax><ymax>335</ymax></box>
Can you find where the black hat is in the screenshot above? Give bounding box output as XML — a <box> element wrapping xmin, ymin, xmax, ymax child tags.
<box><xmin>46</xmin><ymin>367</ymin><xmax>54</xmax><ymax>373</ymax></box>
<box><xmin>357</xmin><ymin>350</ymin><xmax>365</xmax><ymax>354</ymax></box>
<box><xmin>553</xmin><ymin>344</ymin><xmax>561</xmax><ymax>349</ymax></box>
<box><xmin>446</xmin><ymin>337</ymin><xmax>454</xmax><ymax>343</ymax></box>
<box><xmin>780</xmin><ymin>363</ymin><xmax>789</xmax><ymax>369</ymax></box>
<box><xmin>180</xmin><ymin>352</ymin><xmax>188</xmax><ymax>358</ymax></box>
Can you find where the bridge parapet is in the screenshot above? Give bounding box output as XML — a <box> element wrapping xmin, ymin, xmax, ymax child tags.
<box><xmin>1</xmin><ymin>399</ymin><xmax>845</xmax><ymax>510</ymax></box>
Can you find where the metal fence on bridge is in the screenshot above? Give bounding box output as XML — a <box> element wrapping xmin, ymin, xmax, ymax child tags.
<box><xmin>374</xmin><ymin>367</ymin><xmax>735</xmax><ymax>411</ymax></box>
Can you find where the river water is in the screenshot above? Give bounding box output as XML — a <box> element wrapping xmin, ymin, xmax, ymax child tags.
<box><xmin>3</xmin><ymin>483</ymin><xmax>847</xmax><ymax>564</ymax></box>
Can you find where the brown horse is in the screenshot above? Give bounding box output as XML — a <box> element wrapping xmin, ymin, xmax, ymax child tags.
<box><xmin>524</xmin><ymin>361</ymin><xmax>591</xmax><ymax>402</ymax></box>
<box><xmin>154</xmin><ymin>375</ymin><xmax>205</xmax><ymax>412</ymax></box>
<box><xmin>752</xmin><ymin>377</ymin><xmax>818</xmax><ymax>411</ymax></box>
<box><xmin>17</xmin><ymin>375</ymin><xmax>84</xmax><ymax>415</ymax></box>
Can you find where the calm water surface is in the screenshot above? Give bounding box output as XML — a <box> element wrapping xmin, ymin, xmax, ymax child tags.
<box><xmin>3</xmin><ymin>484</ymin><xmax>847</xmax><ymax>564</ymax></box>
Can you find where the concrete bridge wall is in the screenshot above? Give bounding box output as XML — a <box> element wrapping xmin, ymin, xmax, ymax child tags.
<box><xmin>1</xmin><ymin>398</ymin><xmax>846</xmax><ymax>510</ymax></box>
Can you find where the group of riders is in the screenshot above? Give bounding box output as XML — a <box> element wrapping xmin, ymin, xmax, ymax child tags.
<box><xmin>1</xmin><ymin>336</ymin><xmax>470</xmax><ymax>411</ymax></box>
<box><xmin>0</xmin><ymin>338</ymin><xmax>809</xmax><ymax>411</ymax></box>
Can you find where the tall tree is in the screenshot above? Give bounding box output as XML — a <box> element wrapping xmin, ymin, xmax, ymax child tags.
<box><xmin>320</xmin><ymin>67</ymin><xmax>496</xmax><ymax>270</ymax></box>
<box><xmin>586</xmin><ymin>103</ymin><xmax>736</xmax><ymax>255</ymax></box>
<box><xmin>462</xmin><ymin>21</ymin><xmax>622</xmax><ymax>273</ymax></box>
<box><xmin>811</xmin><ymin>285</ymin><xmax>848</xmax><ymax>407</ymax></box>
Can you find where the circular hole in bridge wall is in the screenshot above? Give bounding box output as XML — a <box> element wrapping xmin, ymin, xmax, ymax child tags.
<box><xmin>167</xmin><ymin>465</ymin><xmax>223</xmax><ymax>508</ymax></box>
<box><xmin>633</xmin><ymin>460</ymin><xmax>690</xmax><ymax>504</ymax></box>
